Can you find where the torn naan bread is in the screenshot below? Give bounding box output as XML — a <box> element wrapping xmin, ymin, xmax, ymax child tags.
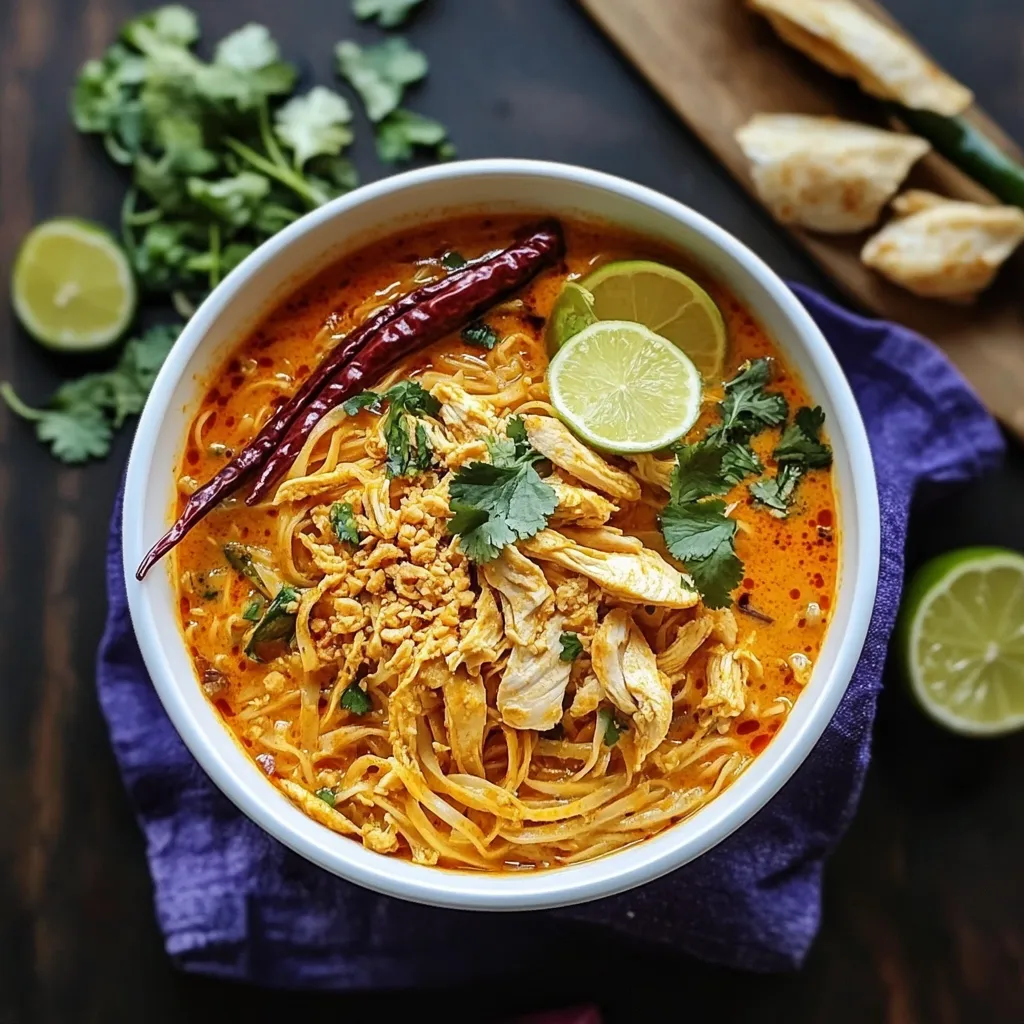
<box><xmin>747</xmin><ymin>0</ymin><xmax>973</xmax><ymax>116</ymax></box>
<box><xmin>735</xmin><ymin>114</ymin><xmax>929</xmax><ymax>232</ymax></box>
<box><xmin>861</xmin><ymin>190</ymin><xmax>1024</xmax><ymax>301</ymax></box>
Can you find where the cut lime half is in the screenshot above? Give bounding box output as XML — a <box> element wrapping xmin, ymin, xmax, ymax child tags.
<box><xmin>899</xmin><ymin>547</ymin><xmax>1024</xmax><ymax>736</ymax></box>
<box><xmin>548</xmin><ymin>260</ymin><xmax>726</xmax><ymax>378</ymax></box>
<box><xmin>11</xmin><ymin>218</ymin><xmax>136</xmax><ymax>352</ymax></box>
<box><xmin>547</xmin><ymin>320</ymin><xmax>703</xmax><ymax>454</ymax></box>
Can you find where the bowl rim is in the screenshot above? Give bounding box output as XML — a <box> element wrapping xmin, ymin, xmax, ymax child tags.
<box><xmin>123</xmin><ymin>157</ymin><xmax>880</xmax><ymax>911</ymax></box>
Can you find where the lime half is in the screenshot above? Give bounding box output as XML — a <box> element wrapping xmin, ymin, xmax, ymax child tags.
<box><xmin>548</xmin><ymin>260</ymin><xmax>727</xmax><ymax>378</ymax></box>
<box><xmin>11</xmin><ymin>218</ymin><xmax>136</xmax><ymax>352</ymax></box>
<box><xmin>899</xmin><ymin>547</ymin><xmax>1024</xmax><ymax>736</ymax></box>
<box><xmin>547</xmin><ymin>320</ymin><xmax>702</xmax><ymax>454</ymax></box>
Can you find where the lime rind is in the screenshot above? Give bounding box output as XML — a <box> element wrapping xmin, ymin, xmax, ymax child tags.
<box><xmin>547</xmin><ymin>320</ymin><xmax>703</xmax><ymax>455</ymax></box>
<box><xmin>11</xmin><ymin>218</ymin><xmax>136</xmax><ymax>352</ymax></box>
<box><xmin>901</xmin><ymin>547</ymin><xmax>1024</xmax><ymax>737</ymax></box>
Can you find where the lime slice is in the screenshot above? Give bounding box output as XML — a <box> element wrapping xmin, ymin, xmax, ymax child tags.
<box><xmin>11</xmin><ymin>218</ymin><xmax>136</xmax><ymax>352</ymax></box>
<box><xmin>547</xmin><ymin>320</ymin><xmax>702</xmax><ymax>454</ymax></box>
<box><xmin>898</xmin><ymin>547</ymin><xmax>1024</xmax><ymax>736</ymax></box>
<box><xmin>548</xmin><ymin>260</ymin><xmax>727</xmax><ymax>378</ymax></box>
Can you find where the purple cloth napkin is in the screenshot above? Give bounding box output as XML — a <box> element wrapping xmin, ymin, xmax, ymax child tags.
<box><xmin>96</xmin><ymin>286</ymin><xmax>1004</xmax><ymax>983</ymax></box>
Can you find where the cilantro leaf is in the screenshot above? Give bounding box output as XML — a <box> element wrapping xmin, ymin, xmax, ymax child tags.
<box><xmin>340</xmin><ymin>682</ymin><xmax>373</xmax><ymax>715</ymax></box>
<box><xmin>684</xmin><ymin>544</ymin><xmax>744</xmax><ymax>610</ymax></box>
<box><xmin>597</xmin><ymin>707</ymin><xmax>624</xmax><ymax>746</ymax></box>
<box><xmin>670</xmin><ymin>441</ymin><xmax>731</xmax><ymax>503</ymax></box>
<box><xmin>123</xmin><ymin>6</ymin><xmax>200</xmax><ymax>48</ymax></box>
<box><xmin>315</xmin><ymin>787</ymin><xmax>337</xmax><ymax>806</ymax></box>
<box><xmin>274</xmin><ymin>87</ymin><xmax>353</xmax><ymax>169</ymax></box>
<box><xmin>720</xmin><ymin>443</ymin><xmax>762</xmax><ymax>485</ymax></box>
<box><xmin>329</xmin><ymin>502</ymin><xmax>361</xmax><ymax>545</ymax></box>
<box><xmin>246</xmin><ymin>584</ymin><xmax>301</xmax><ymax>658</ymax></box>
<box><xmin>774</xmin><ymin>406</ymin><xmax>833</xmax><ymax>469</ymax></box>
<box><xmin>749</xmin><ymin>405</ymin><xmax>832</xmax><ymax>518</ymax></box>
<box><xmin>441</xmin><ymin>250</ymin><xmax>467</xmax><ymax>270</ymax></box>
<box><xmin>352</xmin><ymin>0</ymin><xmax>427</xmax><ymax>28</ymax></box>
<box><xmin>448</xmin><ymin>432</ymin><xmax>558</xmax><ymax>563</ymax></box>
<box><xmin>343</xmin><ymin>391</ymin><xmax>384</xmax><ymax>416</ymax></box>
<box><xmin>713</xmin><ymin>358</ymin><xmax>788</xmax><ymax>443</ymax></box>
<box><xmin>186</xmin><ymin>172</ymin><xmax>271</xmax><ymax>228</ymax></box>
<box><xmin>559</xmin><ymin>632</ymin><xmax>583</xmax><ymax>662</ymax></box>
<box><xmin>461</xmin><ymin>321</ymin><xmax>499</xmax><ymax>350</ymax></box>
<box><xmin>661</xmin><ymin>499</ymin><xmax>737</xmax><ymax>562</ymax></box>
<box><xmin>242</xmin><ymin>599</ymin><xmax>264</xmax><ymax>622</ymax></box>
<box><xmin>375</xmin><ymin>109</ymin><xmax>452</xmax><ymax>164</ymax></box>
<box><xmin>335</xmin><ymin>38</ymin><xmax>427</xmax><ymax>123</ymax></box>
<box><xmin>1</xmin><ymin>323</ymin><xmax>180</xmax><ymax>463</ymax></box>
<box><xmin>660</xmin><ymin>498</ymin><xmax>741</xmax><ymax>610</ymax></box>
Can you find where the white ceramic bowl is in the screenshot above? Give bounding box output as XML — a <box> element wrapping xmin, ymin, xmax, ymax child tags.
<box><xmin>123</xmin><ymin>159</ymin><xmax>880</xmax><ymax>911</ymax></box>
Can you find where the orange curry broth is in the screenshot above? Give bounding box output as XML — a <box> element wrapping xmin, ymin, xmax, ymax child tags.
<box><xmin>173</xmin><ymin>215</ymin><xmax>838</xmax><ymax>767</ymax></box>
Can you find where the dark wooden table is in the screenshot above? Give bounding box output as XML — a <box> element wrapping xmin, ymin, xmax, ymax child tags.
<box><xmin>2</xmin><ymin>1</ymin><xmax>1022</xmax><ymax>1021</ymax></box>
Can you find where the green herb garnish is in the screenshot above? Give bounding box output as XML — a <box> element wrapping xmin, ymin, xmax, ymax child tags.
<box><xmin>340</xmin><ymin>682</ymin><xmax>373</xmax><ymax>715</ymax></box>
<box><xmin>750</xmin><ymin>406</ymin><xmax>833</xmax><ymax>518</ymax></box>
<box><xmin>315</xmin><ymin>787</ymin><xmax>337</xmax><ymax>806</ymax></box>
<box><xmin>375</xmin><ymin>109</ymin><xmax>453</xmax><ymax>164</ymax></box>
<box><xmin>329</xmin><ymin>502</ymin><xmax>361</xmax><ymax>545</ymax></box>
<box><xmin>246</xmin><ymin>584</ymin><xmax>301</xmax><ymax>658</ymax></box>
<box><xmin>661</xmin><ymin>499</ymin><xmax>743</xmax><ymax>610</ymax></box>
<box><xmin>335</xmin><ymin>37</ymin><xmax>427</xmax><ymax>123</ymax></box>
<box><xmin>0</xmin><ymin>323</ymin><xmax>179</xmax><ymax>463</ymax></box>
<box><xmin>224</xmin><ymin>542</ymin><xmax>271</xmax><ymax>597</ymax></box>
<box><xmin>342</xmin><ymin>391</ymin><xmax>385</xmax><ymax>416</ymax></box>
<box><xmin>441</xmin><ymin>250</ymin><xmax>467</xmax><ymax>270</ymax></box>
<box><xmin>559</xmin><ymin>632</ymin><xmax>584</xmax><ymax>662</ymax></box>
<box><xmin>461</xmin><ymin>321</ymin><xmax>499</xmax><ymax>350</ymax></box>
<box><xmin>709</xmin><ymin>358</ymin><xmax>788</xmax><ymax>444</ymax></box>
<box><xmin>345</xmin><ymin>382</ymin><xmax>439</xmax><ymax>477</ymax></box>
<box><xmin>352</xmin><ymin>0</ymin><xmax>427</xmax><ymax>27</ymax></box>
<box><xmin>448</xmin><ymin>421</ymin><xmax>558</xmax><ymax>563</ymax></box>
<box><xmin>242</xmin><ymin>599</ymin><xmax>264</xmax><ymax>622</ymax></box>
<box><xmin>597</xmin><ymin>707</ymin><xmax>624</xmax><ymax>747</ymax></box>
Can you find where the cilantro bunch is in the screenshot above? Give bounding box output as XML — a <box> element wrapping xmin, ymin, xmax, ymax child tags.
<box><xmin>73</xmin><ymin>7</ymin><xmax>359</xmax><ymax>311</ymax></box>
<box><xmin>751</xmin><ymin>406</ymin><xmax>833</xmax><ymax>516</ymax></box>
<box><xmin>448</xmin><ymin>418</ymin><xmax>558</xmax><ymax>563</ymax></box>
<box><xmin>0</xmin><ymin>325</ymin><xmax>179</xmax><ymax>463</ymax></box>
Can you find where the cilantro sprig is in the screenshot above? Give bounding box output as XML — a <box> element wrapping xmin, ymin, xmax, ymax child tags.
<box><xmin>353</xmin><ymin>0</ymin><xmax>427</xmax><ymax>29</ymax></box>
<box><xmin>329</xmin><ymin>502</ymin><xmax>361</xmax><ymax>545</ymax></box>
<box><xmin>559</xmin><ymin>632</ymin><xmax>583</xmax><ymax>662</ymax></box>
<box><xmin>0</xmin><ymin>324</ymin><xmax>179</xmax><ymax>463</ymax></box>
<box><xmin>345</xmin><ymin>381</ymin><xmax>440</xmax><ymax>479</ymax></box>
<box><xmin>659</xmin><ymin>359</ymin><xmax>788</xmax><ymax>609</ymax></box>
<box><xmin>340</xmin><ymin>682</ymin><xmax>373</xmax><ymax>715</ymax></box>
<box><xmin>448</xmin><ymin>417</ymin><xmax>558</xmax><ymax>563</ymax></box>
<box><xmin>750</xmin><ymin>406</ymin><xmax>833</xmax><ymax>517</ymax></box>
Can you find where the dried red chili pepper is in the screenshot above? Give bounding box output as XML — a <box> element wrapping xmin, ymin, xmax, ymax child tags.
<box><xmin>136</xmin><ymin>220</ymin><xmax>564</xmax><ymax>579</ymax></box>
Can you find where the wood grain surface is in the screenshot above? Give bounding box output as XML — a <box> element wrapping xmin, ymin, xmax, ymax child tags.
<box><xmin>581</xmin><ymin>0</ymin><xmax>1024</xmax><ymax>440</ymax></box>
<box><xmin>0</xmin><ymin>1</ymin><xmax>1022</xmax><ymax>1022</ymax></box>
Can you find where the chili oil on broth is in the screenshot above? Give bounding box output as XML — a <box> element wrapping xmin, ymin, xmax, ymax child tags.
<box><xmin>172</xmin><ymin>215</ymin><xmax>839</xmax><ymax>871</ymax></box>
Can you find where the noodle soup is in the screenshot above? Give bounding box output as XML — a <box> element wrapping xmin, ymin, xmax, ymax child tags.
<box><xmin>172</xmin><ymin>216</ymin><xmax>838</xmax><ymax>870</ymax></box>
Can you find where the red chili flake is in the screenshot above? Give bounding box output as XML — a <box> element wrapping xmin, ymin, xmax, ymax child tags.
<box><xmin>750</xmin><ymin>734</ymin><xmax>771</xmax><ymax>755</ymax></box>
<box><xmin>817</xmin><ymin>509</ymin><xmax>833</xmax><ymax>527</ymax></box>
<box><xmin>258</xmin><ymin>356</ymin><xmax>274</xmax><ymax>368</ymax></box>
<box><xmin>798</xmin><ymin>618</ymin><xmax>806</xmax><ymax>628</ymax></box>
<box><xmin>813</xmin><ymin>573</ymin><xmax>825</xmax><ymax>588</ymax></box>
<box><xmin>186</xmin><ymin>448</ymin><xmax>200</xmax><ymax>466</ymax></box>
<box><xmin>225</xmin><ymin>416</ymin><xmax>236</xmax><ymax>428</ymax></box>
<box><xmin>789</xmin><ymin>588</ymin><xmax>801</xmax><ymax>600</ymax></box>
<box><xmin>230</xmin><ymin>374</ymin><xmax>244</xmax><ymax>389</ymax></box>
<box><xmin>296</xmin><ymin>364</ymin><xmax>310</xmax><ymax>377</ymax></box>
<box><xmin>743</xmin><ymin>577</ymin><xmax>755</xmax><ymax>590</ymax></box>
<box><xmin>268</xmin><ymin>509</ymin><xmax>279</xmax><ymax>519</ymax></box>
<box><xmin>237</xmin><ymin>660</ymin><xmax>249</xmax><ymax>673</ymax></box>
<box><xmin>820</xmin><ymin>595</ymin><xmax>831</xmax><ymax>610</ymax></box>
<box><xmin>736</xmin><ymin>719</ymin><xmax>759</xmax><ymax>735</ymax></box>
<box><xmin>179</xmin><ymin>597</ymin><xmax>190</xmax><ymax>617</ymax></box>
<box><xmin>227</xmin><ymin>358</ymin><xmax>241</xmax><ymax>374</ymax></box>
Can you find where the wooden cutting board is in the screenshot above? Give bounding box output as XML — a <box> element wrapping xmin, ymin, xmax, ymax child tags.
<box><xmin>580</xmin><ymin>0</ymin><xmax>1024</xmax><ymax>440</ymax></box>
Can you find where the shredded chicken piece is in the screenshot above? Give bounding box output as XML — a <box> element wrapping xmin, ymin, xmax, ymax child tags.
<box><xmin>568</xmin><ymin>674</ymin><xmax>602</xmax><ymax>718</ymax></box>
<box><xmin>656</xmin><ymin>615</ymin><xmax>715</xmax><ymax>680</ymax></box>
<box><xmin>449</xmin><ymin>575</ymin><xmax>505</xmax><ymax>673</ymax></box>
<box><xmin>364</xmin><ymin>475</ymin><xmax>399</xmax><ymax>539</ymax></box>
<box><xmin>522</xmin><ymin>529</ymin><xmax>698</xmax><ymax>609</ymax></box>
<box><xmin>523</xmin><ymin>415</ymin><xmax>641</xmax><ymax>501</ymax></box>
<box><xmin>708</xmin><ymin>607</ymin><xmax>739</xmax><ymax>648</ymax></box>
<box><xmin>497</xmin><ymin>609</ymin><xmax>572</xmax><ymax>731</ymax></box>
<box><xmin>273</xmin><ymin>463</ymin><xmax>371</xmax><ymax>505</ymax></box>
<box><xmin>701</xmin><ymin>645</ymin><xmax>750</xmax><ymax>724</ymax></box>
<box><xmin>549</xmin><ymin>473</ymin><xmax>618</xmax><ymax>528</ymax></box>
<box><xmin>591</xmin><ymin>608</ymin><xmax>673</xmax><ymax>769</ymax></box>
<box><xmin>629</xmin><ymin>453</ymin><xmax>675</xmax><ymax>492</ymax></box>
<box><xmin>279</xmin><ymin>779</ymin><xmax>361</xmax><ymax>836</ymax></box>
<box><xmin>431</xmin><ymin>380</ymin><xmax>501</xmax><ymax>442</ymax></box>
<box><xmin>362</xmin><ymin>817</ymin><xmax>400</xmax><ymax>854</ymax></box>
<box><xmin>480</xmin><ymin>545</ymin><xmax>553</xmax><ymax>645</ymax></box>
<box><xmin>442</xmin><ymin>668</ymin><xmax>488</xmax><ymax>776</ymax></box>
